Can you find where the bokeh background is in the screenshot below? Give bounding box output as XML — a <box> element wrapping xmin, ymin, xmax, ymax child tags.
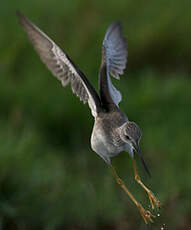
<box><xmin>0</xmin><ymin>0</ymin><xmax>191</xmax><ymax>229</ymax></box>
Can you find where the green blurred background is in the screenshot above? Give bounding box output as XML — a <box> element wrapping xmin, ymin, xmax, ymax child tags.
<box><xmin>0</xmin><ymin>0</ymin><xmax>191</xmax><ymax>229</ymax></box>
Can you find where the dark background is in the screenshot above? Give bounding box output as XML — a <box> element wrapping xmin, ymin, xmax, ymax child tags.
<box><xmin>0</xmin><ymin>0</ymin><xmax>191</xmax><ymax>229</ymax></box>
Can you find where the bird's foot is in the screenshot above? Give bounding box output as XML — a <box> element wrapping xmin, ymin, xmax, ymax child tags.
<box><xmin>137</xmin><ymin>203</ymin><xmax>155</xmax><ymax>224</ymax></box>
<box><xmin>134</xmin><ymin>173</ymin><xmax>161</xmax><ymax>209</ymax></box>
<box><xmin>147</xmin><ymin>190</ymin><xmax>161</xmax><ymax>210</ymax></box>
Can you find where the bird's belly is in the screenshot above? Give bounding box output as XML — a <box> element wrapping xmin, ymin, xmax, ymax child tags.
<box><xmin>91</xmin><ymin>129</ymin><xmax>124</xmax><ymax>163</ymax></box>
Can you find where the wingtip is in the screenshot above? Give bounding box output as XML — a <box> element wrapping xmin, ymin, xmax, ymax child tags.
<box><xmin>105</xmin><ymin>20</ymin><xmax>125</xmax><ymax>42</ymax></box>
<box><xmin>16</xmin><ymin>9</ymin><xmax>21</xmax><ymax>15</ymax></box>
<box><xmin>16</xmin><ymin>10</ymin><xmax>23</xmax><ymax>19</ymax></box>
<box><xmin>16</xmin><ymin>11</ymin><xmax>34</xmax><ymax>31</ymax></box>
<box><xmin>16</xmin><ymin>10</ymin><xmax>25</xmax><ymax>25</ymax></box>
<box><xmin>110</xmin><ymin>21</ymin><xmax>122</xmax><ymax>31</ymax></box>
<box><xmin>112</xmin><ymin>20</ymin><xmax>122</xmax><ymax>26</ymax></box>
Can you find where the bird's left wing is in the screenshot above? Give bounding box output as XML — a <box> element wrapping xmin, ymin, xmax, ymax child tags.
<box><xmin>100</xmin><ymin>22</ymin><xmax>127</xmax><ymax>107</ymax></box>
<box><xmin>17</xmin><ymin>11</ymin><xmax>102</xmax><ymax>117</ymax></box>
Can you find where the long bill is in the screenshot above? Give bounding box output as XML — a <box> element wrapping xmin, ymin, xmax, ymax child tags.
<box><xmin>133</xmin><ymin>145</ymin><xmax>151</xmax><ymax>177</ymax></box>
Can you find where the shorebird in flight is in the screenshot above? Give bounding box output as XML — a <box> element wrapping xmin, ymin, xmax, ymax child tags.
<box><xmin>17</xmin><ymin>11</ymin><xmax>161</xmax><ymax>224</ymax></box>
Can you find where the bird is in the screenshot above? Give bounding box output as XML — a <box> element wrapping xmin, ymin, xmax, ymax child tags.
<box><xmin>17</xmin><ymin>11</ymin><xmax>161</xmax><ymax>224</ymax></box>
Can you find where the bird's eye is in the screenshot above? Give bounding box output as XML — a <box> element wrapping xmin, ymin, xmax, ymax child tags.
<box><xmin>125</xmin><ymin>135</ymin><xmax>130</xmax><ymax>140</ymax></box>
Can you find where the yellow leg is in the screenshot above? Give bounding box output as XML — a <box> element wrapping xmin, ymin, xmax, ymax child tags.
<box><xmin>109</xmin><ymin>164</ymin><xmax>155</xmax><ymax>224</ymax></box>
<box><xmin>132</xmin><ymin>159</ymin><xmax>161</xmax><ymax>209</ymax></box>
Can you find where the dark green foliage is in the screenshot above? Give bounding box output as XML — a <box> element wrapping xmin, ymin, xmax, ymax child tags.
<box><xmin>0</xmin><ymin>1</ymin><xmax>191</xmax><ymax>229</ymax></box>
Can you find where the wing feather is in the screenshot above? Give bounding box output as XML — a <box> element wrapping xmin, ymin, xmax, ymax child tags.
<box><xmin>101</xmin><ymin>22</ymin><xmax>127</xmax><ymax>106</ymax></box>
<box><xmin>17</xmin><ymin>11</ymin><xmax>101</xmax><ymax>117</ymax></box>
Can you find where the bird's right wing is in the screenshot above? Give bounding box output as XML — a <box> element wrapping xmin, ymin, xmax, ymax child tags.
<box><xmin>17</xmin><ymin>11</ymin><xmax>102</xmax><ymax>117</ymax></box>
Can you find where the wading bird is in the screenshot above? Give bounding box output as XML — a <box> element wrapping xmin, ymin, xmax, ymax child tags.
<box><xmin>17</xmin><ymin>11</ymin><xmax>161</xmax><ymax>224</ymax></box>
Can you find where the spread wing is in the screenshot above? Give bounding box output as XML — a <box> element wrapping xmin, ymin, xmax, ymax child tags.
<box><xmin>100</xmin><ymin>21</ymin><xmax>127</xmax><ymax>107</ymax></box>
<box><xmin>17</xmin><ymin>11</ymin><xmax>102</xmax><ymax>117</ymax></box>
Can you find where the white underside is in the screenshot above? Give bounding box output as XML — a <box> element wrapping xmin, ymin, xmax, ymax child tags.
<box><xmin>90</xmin><ymin>127</ymin><xmax>132</xmax><ymax>164</ymax></box>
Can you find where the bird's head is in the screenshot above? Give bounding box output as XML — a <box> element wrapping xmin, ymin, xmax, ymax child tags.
<box><xmin>120</xmin><ymin>121</ymin><xmax>151</xmax><ymax>177</ymax></box>
<box><xmin>120</xmin><ymin>121</ymin><xmax>142</xmax><ymax>154</ymax></box>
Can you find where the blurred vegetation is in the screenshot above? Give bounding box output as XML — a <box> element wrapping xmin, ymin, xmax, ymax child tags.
<box><xmin>0</xmin><ymin>0</ymin><xmax>191</xmax><ymax>229</ymax></box>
